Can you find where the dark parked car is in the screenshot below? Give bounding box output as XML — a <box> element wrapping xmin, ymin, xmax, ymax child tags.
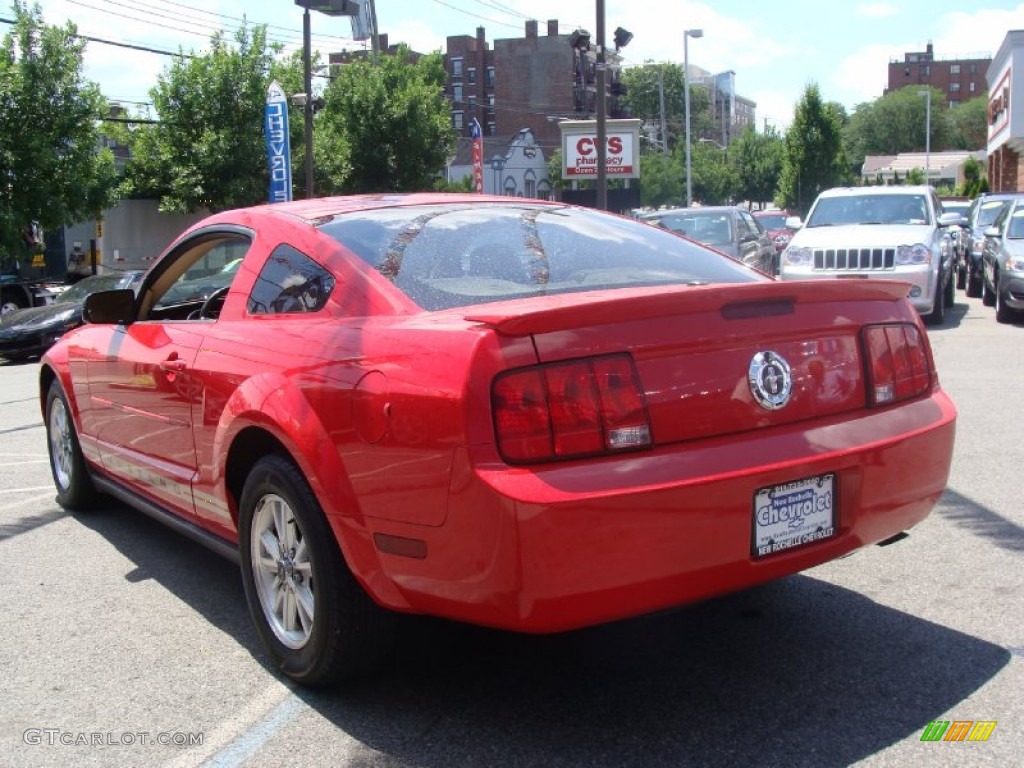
<box><xmin>642</xmin><ymin>206</ymin><xmax>778</xmax><ymax>274</ymax></box>
<box><xmin>962</xmin><ymin>194</ymin><xmax>1017</xmax><ymax>297</ymax></box>
<box><xmin>981</xmin><ymin>196</ymin><xmax>1024</xmax><ymax>323</ymax></box>
<box><xmin>0</xmin><ymin>271</ymin><xmax>142</xmax><ymax>361</ymax></box>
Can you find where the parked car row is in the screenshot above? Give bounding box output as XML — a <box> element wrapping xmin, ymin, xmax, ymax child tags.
<box><xmin>978</xmin><ymin>195</ymin><xmax>1024</xmax><ymax>323</ymax></box>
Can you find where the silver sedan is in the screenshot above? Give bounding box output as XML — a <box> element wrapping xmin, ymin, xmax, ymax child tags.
<box><xmin>981</xmin><ymin>195</ymin><xmax>1024</xmax><ymax>323</ymax></box>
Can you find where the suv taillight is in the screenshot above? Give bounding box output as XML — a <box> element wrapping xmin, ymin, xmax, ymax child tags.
<box><xmin>492</xmin><ymin>354</ymin><xmax>652</xmax><ymax>463</ymax></box>
<box><xmin>863</xmin><ymin>324</ymin><xmax>932</xmax><ymax>406</ymax></box>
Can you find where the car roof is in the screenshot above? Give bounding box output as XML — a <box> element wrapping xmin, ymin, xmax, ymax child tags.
<box><xmin>213</xmin><ymin>193</ymin><xmax>565</xmax><ymax>225</ymax></box>
<box><xmin>643</xmin><ymin>206</ymin><xmax>740</xmax><ymax>216</ymax></box>
<box><xmin>816</xmin><ymin>186</ymin><xmax>932</xmax><ymax>198</ymax></box>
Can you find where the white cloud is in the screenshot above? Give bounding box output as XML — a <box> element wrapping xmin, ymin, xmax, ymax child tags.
<box><xmin>856</xmin><ymin>4</ymin><xmax>898</xmax><ymax>18</ymax></box>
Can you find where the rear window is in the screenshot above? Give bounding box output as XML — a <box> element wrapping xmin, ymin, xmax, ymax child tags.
<box><xmin>318</xmin><ymin>203</ymin><xmax>762</xmax><ymax>311</ymax></box>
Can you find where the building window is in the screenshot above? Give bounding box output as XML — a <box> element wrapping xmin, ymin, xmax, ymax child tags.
<box><xmin>452</xmin><ymin>84</ymin><xmax>463</xmax><ymax>104</ymax></box>
<box><xmin>468</xmin><ymin>67</ymin><xmax>476</xmax><ymax>85</ymax></box>
<box><xmin>486</xmin><ymin>121</ymin><xmax>496</xmax><ymax>135</ymax></box>
<box><xmin>486</xmin><ymin>66</ymin><xmax>495</xmax><ymax>87</ymax></box>
<box><xmin>453</xmin><ymin>111</ymin><xmax>464</xmax><ymax>130</ymax></box>
<box><xmin>950</xmin><ymin>82</ymin><xmax>960</xmax><ymax>92</ymax></box>
<box><xmin>950</xmin><ymin>64</ymin><xmax>960</xmax><ymax>75</ymax></box>
<box><xmin>969</xmin><ymin>81</ymin><xmax>976</xmax><ymax>92</ymax></box>
<box><xmin>970</xmin><ymin>63</ymin><xmax>977</xmax><ymax>74</ymax></box>
<box><xmin>921</xmin><ymin>64</ymin><xmax>929</xmax><ymax>76</ymax></box>
<box><xmin>451</xmin><ymin>58</ymin><xmax>463</xmax><ymax>79</ymax></box>
<box><xmin>468</xmin><ymin>96</ymin><xmax>477</xmax><ymax>111</ymax></box>
<box><xmin>524</xmin><ymin>170</ymin><xmax>537</xmax><ymax>199</ymax></box>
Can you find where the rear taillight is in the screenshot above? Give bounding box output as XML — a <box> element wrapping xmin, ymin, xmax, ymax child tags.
<box><xmin>863</xmin><ymin>324</ymin><xmax>932</xmax><ymax>406</ymax></box>
<box><xmin>493</xmin><ymin>353</ymin><xmax>652</xmax><ymax>463</ymax></box>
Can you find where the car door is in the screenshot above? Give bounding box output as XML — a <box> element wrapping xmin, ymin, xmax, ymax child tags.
<box><xmin>87</xmin><ymin>231</ymin><xmax>253</xmax><ymax>516</ymax></box>
<box><xmin>738</xmin><ymin>210</ymin><xmax>774</xmax><ymax>274</ymax></box>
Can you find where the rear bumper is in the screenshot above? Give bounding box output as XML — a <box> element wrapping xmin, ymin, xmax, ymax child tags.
<box><xmin>365</xmin><ymin>391</ymin><xmax>957</xmax><ymax>632</ymax></box>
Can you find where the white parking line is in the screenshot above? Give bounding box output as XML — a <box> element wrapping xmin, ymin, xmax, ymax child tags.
<box><xmin>0</xmin><ymin>492</ymin><xmax>56</xmax><ymax>512</ymax></box>
<box><xmin>162</xmin><ymin>681</ymin><xmax>300</xmax><ymax>768</ymax></box>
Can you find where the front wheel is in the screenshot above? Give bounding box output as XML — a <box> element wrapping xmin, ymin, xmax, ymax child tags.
<box><xmin>45</xmin><ymin>380</ymin><xmax>98</xmax><ymax>509</ymax></box>
<box><xmin>924</xmin><ymin>288</ymin><xmax>945</xmax><ymax>325</ymax></box>
<box><xmin>238</xmin><ymin>455</ymin><xmax>396</xmax><ymax>687</ymax></box>
<box><xmin>982</xmin><ymin>274</ymin><xmax>996</xmax><ymax>307</ymax></box>
<box><xmin>996</xmin><ymin>288</ymin><xmax>1019</xmax><ymax>324</ymax></box>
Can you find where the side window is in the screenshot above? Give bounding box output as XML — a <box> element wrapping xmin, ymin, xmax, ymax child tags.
<box><xmin>739</xmin><ymin>211</ymin><xmax>760</xmax><ymax>236</ymax></box>
<box><xmin>148</xmin><ymin>235</ymin><xmax>251</xmax><ymax>317</ymax></box>
<box><xmin>247</xmin><ymin>244</ymin><xmax>335</xmax><ymax>315</ymax></box>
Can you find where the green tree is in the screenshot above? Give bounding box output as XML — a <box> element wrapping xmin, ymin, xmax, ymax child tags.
<box><xmin>845</xmin><ymin>86</ymin><xmax>955</xmax><ymax>161</ymax></box>
<box><xmin>121</xmin><ymin>24</ymin><xmax>278</xmax><ymax>212</ymax></box>
<box><xmin>778</xmin><ymin>84</ymin><xmax>850</xmax><ymax>214</ymax></box>
<box><xmin>621</xmin><ymin>62</ymin><xmax>712</xmax><ymax>155</ymax></box>
<box><xmin>318</xmin><ymin>47</ymin><xmax>454</xmax><ymax>193</ymax></box>
<box><xmin>960</xmin><ymin>155</ymin><xmax>987</xmax><ymax>197</ymax></box>
<box><xmin>691</xmin><ymin>141</ymin><xmax>737</xmax><ymax>205</ymax></box>
<box><xmin>949</xmin><ymin>96</ymin><xmax>988</xmax><ymax>149</ymax></box>
<box><xmin>728</xmin><ymin>125</ymin><xmax>784</xmax><ymax>208</ymax></box>
<box><xmin>0</xmin><ymin>1</ymin><xmax>118</xmax><ymax>266</ymax></box>
<box><xmin>638</xmin><ymin>151</ymin><xmax>682</xmax><ymax>208</ymax></box>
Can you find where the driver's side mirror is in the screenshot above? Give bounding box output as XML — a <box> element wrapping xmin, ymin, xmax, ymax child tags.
<box><xmin>984</xmin><ymin>225</ymin><xmax>1002</xmax><ymax>239</ymax></box>
<box><xmin>83</xmin><ymin>289</ymin><xmax>136</xmax><ymax>325</ymax></box>
<box><xmin>785</xmin><ymin>216</ymin><xmax>803</xmax><ymax>230</ymax></box>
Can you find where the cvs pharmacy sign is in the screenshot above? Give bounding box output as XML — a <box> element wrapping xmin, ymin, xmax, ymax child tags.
<box><xmin>559</xmin><ymin>119</ymin><xmax>641</xmax><ymax>179</ymax></box>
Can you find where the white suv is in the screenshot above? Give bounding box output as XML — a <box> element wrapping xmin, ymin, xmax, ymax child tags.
<box><xmin>780</xmin><ymin>186</ymin><xmax>962</xmax><ymax>324</ymax></box>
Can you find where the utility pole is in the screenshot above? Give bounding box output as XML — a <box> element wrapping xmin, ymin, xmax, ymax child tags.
<box><xmin>596</xmin><ymin>0</ymin><xmax>607</xmax><ymax>211</ymax></box>
<box><xmin>658</xmin><ymin>68</ymin><xmax>668</xmax><ymax>155</ymax></box>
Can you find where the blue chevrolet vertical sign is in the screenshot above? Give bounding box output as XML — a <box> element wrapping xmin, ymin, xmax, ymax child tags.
<box><xmin>265</xmin><ymin>81</ymin><xmax>292</xmax><ymax>203</ymax></box>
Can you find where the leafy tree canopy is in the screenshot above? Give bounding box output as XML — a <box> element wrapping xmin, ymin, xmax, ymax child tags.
<box><xmin>0</xmin><ymin>1</ymin><xmax>118</xmax><ymax>265</ymax></box>
<box><xmin>119</xmin><ymin>24</ymin><xmax>278</xmax><ymax>213</ymax></box>
<box><xmin>318</xmin><ymin>47</ymin><xmax>455</xmax><ymax>193</ymax></box>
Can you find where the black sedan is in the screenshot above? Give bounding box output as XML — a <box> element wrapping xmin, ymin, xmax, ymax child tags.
<box><xmin>0</xmin><ymin>271</ymin><xmax>142</xmax><ymax>361</ymax></box>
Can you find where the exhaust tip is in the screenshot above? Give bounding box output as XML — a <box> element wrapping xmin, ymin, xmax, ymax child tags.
<box><xmin>876</xmin><ymin>531</ymin><xmax>910</xmax><ymax>547</ymax></box>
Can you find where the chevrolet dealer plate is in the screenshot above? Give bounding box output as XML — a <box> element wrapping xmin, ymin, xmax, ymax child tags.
<box><xmin>752</xmin><ymin>473</ymin><xmax>836</xmax><ymax>558</ymax></box>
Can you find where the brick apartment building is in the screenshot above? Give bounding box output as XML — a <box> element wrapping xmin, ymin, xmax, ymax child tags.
<box><xmin>885</xmin><ymin>42</ymin><xmax>991</xmax><ymax>106</ymax></box>
<box><xmin>444</xmin><ymin>19</ymin><xmax>587</xmax><ymax>154</ymax></box>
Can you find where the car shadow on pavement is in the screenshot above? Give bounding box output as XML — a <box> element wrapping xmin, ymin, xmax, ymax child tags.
<box><xmin>71</xmin><ymin>498</ymin><xmax>1009</xmax><ymax>768</ymax></box>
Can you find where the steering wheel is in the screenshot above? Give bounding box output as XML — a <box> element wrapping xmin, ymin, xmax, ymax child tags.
<box><xmin>198</xmin><ymin>285</ymin><xmax>230</xmax><ymax>320</ymax></box>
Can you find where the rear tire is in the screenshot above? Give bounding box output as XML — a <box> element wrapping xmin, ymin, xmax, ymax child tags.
<box><xmin>238</xmin><ymin>455</ymin><xmax>396</xmax><ymax>687</ymax></box>
<box><xmin>966</xmin><ymin>271</ymin><xmax>982</xmax><ymax>298</ymax></box>
<box><xmin>45</xmin><ymin>380</ymin><xmax>98</xmax><ymax>509</ymax></box>
<box><xmin>982</xmin><ymin>275</ymin><xmax>996</xmax><ymax>307</ymax></box>
<box><xmin>1</xmin><ymin>291</ymin><xmax>28</xmax><ymax>315</ymax></box>
<box><xmin>996</xmin><ymin>289</ymin><xmax>1018</xmax><ymax>324</ymax></box>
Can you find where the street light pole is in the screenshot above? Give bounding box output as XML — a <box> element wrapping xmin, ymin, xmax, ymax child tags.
<box><xmin>684</xmin><ymin>28</ymin><xmax>703</xmax><ymax>207</ymax></box>
<box><xmin>917</xmin><ymin>88</ymin><xmax>931</xmax><ymax>184</ymax></box>
<box><xmin>302</xmin><ymin>5</ymin><xmax>314</xmax><ymax>198</ymax></box>
<box><xmin>295</xmin><ymin>1</ymin><xmax>357</xmax><ymax>199</ymax></box>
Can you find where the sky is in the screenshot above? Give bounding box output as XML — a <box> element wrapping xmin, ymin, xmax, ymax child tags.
<box><xmin>26</xmin><ymin>0</ymin><xmax>1024</xmax><ymax>130</ymax></box>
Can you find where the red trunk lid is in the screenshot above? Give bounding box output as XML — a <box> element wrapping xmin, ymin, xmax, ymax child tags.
<box><xmin>467</xmin><ymin>280</ymin><xmax>917</xmax><ymax>445</ymax></box>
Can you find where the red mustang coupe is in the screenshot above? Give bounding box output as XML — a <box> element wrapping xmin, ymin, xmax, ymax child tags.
<box><xmin>41</xmin><ymin>194</ymin><xmax>956</xmax><ymax>687</ymax></box>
